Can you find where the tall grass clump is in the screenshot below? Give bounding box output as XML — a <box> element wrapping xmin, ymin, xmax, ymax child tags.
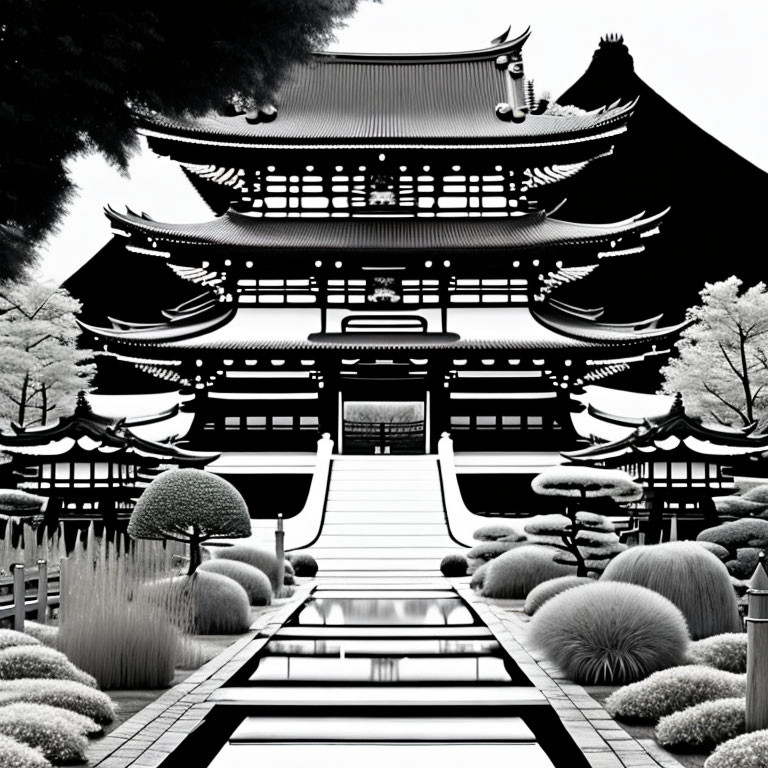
<box><xmin>56</xmin><ymin>537</ymin><xmax>194</xmax><ymax>689</ymax></box>
<box><xmin>602</xmin><ymin>542</ymin><xmax>741</xmax><ymax>639</ymax></box>
<box><xmin>705</xmin><ymin>730</ymin><xmax>768</xmax><ymax>768</ymax></box>
<box><xmin>529</xmin><ymin>582</ymin><xmax>689</xmax><ymax>684</ymax></box>
<box><xmin>606</xmin><ymin>666</ymin><xmax>746</xmax><ymax>721</ymax></box>
<box><xmin>481</xmin><ymin>545</ymin><xmax>576</xmax><ymax>599</ymax></box>
<box><xmin>0</xmin><ymin>679</ymin><xmax>115</xmax><ymax>723</ymax></box>
<box><xmin>199</xmin><ymin>559</ymin><xmax>272</xmax><ymax>605</ymax></box>
<box><xmin>0</xmin><ymin>733</ymin><xmax>51</xmax><ymax>768</ymax></box>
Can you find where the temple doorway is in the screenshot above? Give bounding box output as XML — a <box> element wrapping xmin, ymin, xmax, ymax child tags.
<box><xmin>341</xmin><ymin>400</ymin><xmax>426</xmax><ymax>455</ymax></box>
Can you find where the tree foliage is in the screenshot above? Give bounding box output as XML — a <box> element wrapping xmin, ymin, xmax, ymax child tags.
<box><xmin>128</xmin><ymin>469</ymin><xmax>251</xmax><ymax>574</ymax></box>
<box><xmin>0</xmin><ymin>0</ymin><xmax>365</xmax><ymax>277</ymax></box>
<box><xmin>0</xmin><ymin>277</ymin><xmax>94</xmax><ymax>429</ymax></box>
<box><xmin>660</xmin><ymin>277</ymin><xmax>768</xmax><ymax>429</ymax></box>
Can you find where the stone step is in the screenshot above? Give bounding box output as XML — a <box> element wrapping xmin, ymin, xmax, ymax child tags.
<box><xmin>309</xmin><ymin>547</ymin><xmax>451</xmax><ymax>559</ymax></box>
<box><xmin>325</xmin><ymin>500</ymin><xmax>443</xmax><ymax>512</ymax></box>
<box><xmin>319</xmin><ymin>524</ymin><xmax>450</xmax><ymax>536</ymax></box>
<box><xmin>322</xmin><ymin>511</ymin><xmax>444</xmax><ymax>524</ymax></box>
<box><xmin>312</xmin><ymin>557</ymin><xmax>443</xmax><ymax>570</ymax></box>
<box><xmin>327</xmin><ymin>490</ymin><xmax>442</xmax><ymax>501</ymax></box>
<box><xmin>311</xmin><ymin>537</ymin><xmax>456</xmax><ymax>549</ymax></box>
<box><xmin>329</xmin><ymin>480</ymin><xmax>438</xmax><ymax>491</ymax></box>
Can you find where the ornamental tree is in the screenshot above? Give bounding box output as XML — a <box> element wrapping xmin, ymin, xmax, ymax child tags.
<box><xmin>660</xmin><ymin>277</ymin><xmax>768</xmax><ymax>430</ymax></box>
<box><xmin>0</xmin><ymin>0</ymin><xmax>366</xmax><ymax>278</ymax></box>
<box><xmin>0</xmin><ymin>276</ymin><xmax>95</xmax><ymax>429</ymax></box>
<box><xmin>530</xmin><ymin>467</ymin><xmax>643</xmax><ymax>576</ymax></box>
<box><xmin>128</xmin><ymin>469</ymin><xmax>251</xmax><ymax>575</ymax></box>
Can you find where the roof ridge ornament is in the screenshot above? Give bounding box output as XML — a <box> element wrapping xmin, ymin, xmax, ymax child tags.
<box><xmin>495</xmin><ymin>27</ymin><xmax>531</xmax><ymax>123</ymax></box>
<box><xmin>490</xmin><ymin>25</ymin><xmax>511</xmax><ymax>46</ymax></box>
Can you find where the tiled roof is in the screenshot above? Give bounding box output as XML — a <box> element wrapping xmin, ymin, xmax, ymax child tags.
<box><xmin>107</xmin><ymin>208</ymin><xmax>667</xmax><ymax>252</ymax></box>
<box><xmin>138</xmin><ymin>37</ymin><xmax>635</xmax><ymax>147</ymax></box>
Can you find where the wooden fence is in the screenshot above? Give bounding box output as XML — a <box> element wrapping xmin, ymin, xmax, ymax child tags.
<box><xmin>0</xmin><ymin>560</ymin><xmax>60</xmax><ymax>631</ymax></box>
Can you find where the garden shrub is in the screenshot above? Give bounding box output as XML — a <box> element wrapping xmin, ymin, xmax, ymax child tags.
<box><xmin>214</xmin><ymin>545</ymin><xmax>282</xmax><ymax>590</ymax></box>
<box><xmin>145</xmin><ymin>571</ymin><xmax>251</xmax><ymax>635</ymax></box>
<box><xmin>0</xmin><ymin>703</ymin><xmax>92</xmax><ymax>764</ymax></box>
<box><xmin>481</xmin><ymin>545</ymin><xmax>576</xmax><ymax>599</ymax></box>
<box><xmin>696</xmin><ymin>541</ymin><xmax>730</xmax><ymax>561</ymax></box>
<box><xmin>472</xmin><ymin>525</ymin><xmax>525</xmax><ymax>543</ymax></box>
<box><xmin>0</xmin><ymin>679</ymin><xmax>116</xmax><ymax>723</ymax></box>
<box><xmin>199</xmin><ymin>559</ymin><xmax>272</xmax><ymax>605</ymax></box>
<box><xmin>287</xmin><ymin>552</ymin><xmax>318</xmax><ymax>577</ymax></box>
<box><xmin>128</xmin><ymin>468</ymin><xmax>251</xmax><ymax>574</ymax></box>
<box><xmin>705</xmin><ymin>730</ymin><xmax>768</xmax><ymax>768</ymax></box>
<box><xmin>23</xmin><ymin>623</ymin><xmax>57</xmax><ymax>647</ymax></box>
<box><xmin>440</xmin><ymin>553</ymin><xmax>468</xmax><ymax>577</ymax></box>
<box><xmin>523</xmin><ymin>575</ymin><xmax>596</xmax><ymax>616</ymax></box>
<box><xmin>687</xmin><ymin>634</ymin><xmax>747</xmax><ymax>674</ymax></box>
<box><xmin>470</xmin><ymin>563</ymin><xmax>488</xmax><ymax>591</ymax></box>
<box><xmin>656</xmin><ymin>697</ymin><xmax>745</xmax><ymax>751</ymax></box>
<box><xmin>0</xmin><ymin>734</ymin><xmax>51</xmax><ymax>768</ymax></box>
<box><xmin>725</xmin><ymin>548</ymin><xmax>762</xmax><ymax>579</ymax></box>
<box><xmin>284</xmin><ymin>560</ymin><xmax>294</xmax><ymax>575</ymax></box>
<box><xmin>284</xmin><ymin>571</ymin><xmax>296</xmax><ymax>586</ymax></box>
<box><xmin>698</xmin><ymin>519</ymin><xmax>768</xmax><ymax>557</ymax></box>
<box><xmin>0</xmin><ymin>629</ymin><xmax>40</xmax><ymax>651</ymax></box>
<box><xmin>741</xmin><ymin>484</ymin><xmax>768</xmax><ymax>504</ymax></box>
<box><xmin>605</xmin><ymin>666</ymin><xmax>746</xmax><ymax>722</ymax></box>
<box><xmin>466</xmin><ymin>540</ymin><xmax>516</xmax><ymax>573</ymax></box>
<box><xmin>0</xmin><ymin>646</ymin><xmax>96</xmax><ymax>687</ymax></box>
<box><xmin>714</xmin><ymin>496</ymin><xmax>767</xmax><ymax>518</ymax></box>
<box><xmin>602</xmin><ymin>542</ymin><xmax>741</xmax><ymax>639</ymax></box>
<box><xmin>529</xmin><ymin>582</ymin><xmax>689</xmax><ymax>684</ymax></box>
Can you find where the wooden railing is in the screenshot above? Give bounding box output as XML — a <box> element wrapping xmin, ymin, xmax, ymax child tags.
<box><xmin>0</xmin><ymin>560</ymin><xmax>60</xmax><ymax>630</ymax></box>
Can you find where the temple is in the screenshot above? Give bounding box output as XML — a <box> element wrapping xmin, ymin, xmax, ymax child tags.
<box><xmin>78</xmin><ymin>30</ymin><xmax>684</xmax><ymax>470</ymax></box>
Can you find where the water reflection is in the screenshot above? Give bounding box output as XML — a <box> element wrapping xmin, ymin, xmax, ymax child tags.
<box><xmin>298</xmin><ymin>598</ymin><xmax>474</xmax><ymax>626</ymax></box>
<box><xmin>249</xmin><ymin>655</ymin><xmax>510</xmax><ymax>682</ymax></box>
<box><xmin>266</xmin><ymin>638</ymin><xmax>501</xmax><ymax>657</ymax></box>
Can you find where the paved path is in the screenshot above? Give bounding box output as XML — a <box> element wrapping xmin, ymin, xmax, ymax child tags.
<box><xmin>87</xmin><ymin>576</ymin><xmax>684</xmax><ymax>768</ymax></box>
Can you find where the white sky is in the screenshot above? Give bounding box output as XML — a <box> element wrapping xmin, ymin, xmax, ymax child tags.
<box><xmin>36</xmin><ymin>0</ymin><xmax>768</xmax><ymax>285</ymax></box>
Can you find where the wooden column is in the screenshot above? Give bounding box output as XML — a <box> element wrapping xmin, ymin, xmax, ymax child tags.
<box><xmin>36</xmin><ymin>559</ymin><xmax>48</xmax><ymax>623</ymax></box>
<box><xmin>746</xmin><ymin>553</ymin><xmax>768</xmax><ymax>732</ymax></box>
<box><xmin>274</xmin><ymin>514</ymin><xmax>285</xmax><ymax>598</ymax></box>
<box><xmin>12</xmin><ymin>564</ymin><xmax>25</xmax><ymax>631</ymax></box>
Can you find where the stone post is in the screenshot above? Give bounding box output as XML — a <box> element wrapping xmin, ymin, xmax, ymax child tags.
<box><xmin>275</xmin><ymin>514</ymin><xmax>285</xmax><ymax>598</ymax></box>
<box><xmin>12</xmin><ymin>564</ymin><xmax>25</xmax><ymax>631</ymax></box>
<box><xmin>746</xmin><ymin>552</ymin><xmax>768</xmax><ymax>732</ymax></box>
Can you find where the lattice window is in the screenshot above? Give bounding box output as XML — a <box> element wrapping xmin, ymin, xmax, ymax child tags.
<box><xmin>448</xmin><ymin>278</ymin><xmax>528</xmax><ymax>304</ymax></box>
<box><xmin>237</xmin><ymin>277</ymin><xmax>319</xmax><ymax>305</ymax></box>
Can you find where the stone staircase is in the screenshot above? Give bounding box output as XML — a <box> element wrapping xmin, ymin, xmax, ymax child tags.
<box><xmin>305</xmin><ymin>455</ymin><xmax>460</xmax><ymax>572</ymax></box>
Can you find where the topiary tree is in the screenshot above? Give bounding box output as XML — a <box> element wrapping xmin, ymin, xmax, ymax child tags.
<box><xmin>697</xmin><ymin>519</ymin><xmax>768</xmax><ymax>560</ymax></box>
<box><xmin>714</xmin><ymin>496</ymin><xmax>768</xmax><ymax>519</ymax></box>
<box><xmin>741</xmin><ymin>485</ymin><xmax>768</xmax><ymax>505</ymax></box>
<box><xmin>528</xmin><ymin>466</ymin><xmax>641</xmax><ymax>578</ymax></box>
<box><xmin>128</xmin><ymin>469</ymin><xmax>251</xmax><ymax>575</ymax></box>
<box><xmin>472</xmin><ymin>525</ymin><xmax>526</xmax><ymax>543</ymax></box>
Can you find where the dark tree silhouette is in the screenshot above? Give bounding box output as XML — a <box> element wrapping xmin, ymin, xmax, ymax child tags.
<box><xmin>0</xmin><ymin>0</ymin><xmax>364</xmax><ymax>278</ymax></box>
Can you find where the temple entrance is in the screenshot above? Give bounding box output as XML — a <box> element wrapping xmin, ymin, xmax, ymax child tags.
<box><xmin>341</xmin><ymin>401</ymin><xmax>426</xmax><ymax>455</ymax></box>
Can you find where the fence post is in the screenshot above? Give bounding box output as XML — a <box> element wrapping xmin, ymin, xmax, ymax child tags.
<box><xmin>12</xmin><ymin>564</ymin><xmax>25</xmax><ymax>631</ymax></box>
<box><xmin>275</xmin><ymin>514</ymin><xmax>285</xmax><ymax>598</ymax></box>
<box><xmin>36</xmin><ymin>559</ymin><xmax>48</xmax><ymax>624</ymax></box>
<box><xmin>58</xmin><ymin>556</ymin><xmax>70</xmax><ymax>626</ymax></box>
<box><xmin>746</xmin><ymin>552</ymin><xmax>768</xmax><ymax>732</ymax></box>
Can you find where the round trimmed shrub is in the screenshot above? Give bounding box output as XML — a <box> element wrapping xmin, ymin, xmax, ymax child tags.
<box><xmin>466</xmin><ymin>540</ymin><xmax>516</xmax><ymax>573</ymax></box>
<box><xmin>287</xmin><ymin>552</ymin><xmax>318</xmax><ymax>577</ymax></box>
<box><xmin>523</xmin><ymin>575</ymin><xmax>596</xmax><ymax>616</ymax></box>
<box><xmin>741</xmin><ymin>485</ymin><xmax>768</xmax><ymax>504</ymax></box>
<box><xmin>0</xmin><ymin>734</ymin><xmax>51</xmax><ymax>768</ymax></box>
<box><xmin>283</xmin><ymin>571</ymin><xmax>296</xmax><ymax>586</ymax></box>
<box><xmin>529</xmin><ymin>582</ymin><xmax>689</xmax><ymax>684</ymax></box>
<box><xmin>440</xmin><ymin>554</ymin><xmax>468</xmax><ymax>577</ymax></box>
<box><xmin>472</xmin><ymin>525</ymin><xmax>525</xmax><ymax>543</ymax></box>
<box><xmin>714</xmin><ymin>496</ymin><xmax>767</xmax><ymax>517</ymax></box>
<box><xmin>705</xmin><ymin>730</ymin><xmax>768</xmax><ymax>768</ymax></box>
<box><xmin>128</xmin><ymin>468</ymin><xmax>252</xmax><ymax>575</ymax></box>
<box><xmin>602</xmin><ymin>542</ymin><xmax>742</xmax><ymax>639</ymax></box>
<box><xmin>0</xmin><ymin>703</ymin><xmax>91</xmax><ymax>764</ymax></box>
<box><xmin>214</xmin><ymin>545</ymin><xmax>282</xmax><ymax>590</ymax></box>
<box><xmin>198</xmin><ymin>560</ymin><xmax>272</xmax><ymax>605</ymax></box>
<box><xmin>470</xmin><ymin>563</ymin><xmax>488</xmax><ymax>591</ymax></box>
<box><xmin>688</xmin><ymin>634</ymin><xmax>747</xmax><ymax>674</ymax></box>
<box><xmin>283</xmin><ymin>560</ymin><xmax>294</xmax><ymax>576</ymax></box>
<box><xmin>145</xmin><ymin>571</ymin><xmax>251</xmax><ymax>634</ymax></box>
<box><xmin>698</xmin><ymin>519</ymin><xmax>768</xmax><ymax>555</ymax></box>
<box><xmin>726</xmin><ymin>548</ymin><xmax>762</xmax><ymax>579</ymax></box>
<box><xmin>22</xmin><ymin>623</ymin><xmax>58</xmax><ymax>648</ymax></box>
<box><xmin>656</xmin><ymin>697</ymin><xmax>745</xmax><ymax>751</ymax></box>
<box><xmin>0</xmin><ymin>646</ymin><xmax>96</xmax><ymax>687</ymax></box>
<box><xmin>605</xmin><ymin>666</ymin><xmax>746</xmax><ymax>722</ymax></box>
<box><xmin>0</xmin><ymin>629</ymin><xmax>40</xmax><ymax>651</ymax></box>
<box><xmin>696</xmin><ymin>541</ymin><xmax>730</xmax><ymax>561</ymax></box>
<box><xmin>0</xmin><ymin>679</ymin><xmax>116</xmax><ymax>723</ymax></box>
<box><xmin>481</xmin><ymin>545</ymin><xmax>576</xmax><ymax>599</ymax></box>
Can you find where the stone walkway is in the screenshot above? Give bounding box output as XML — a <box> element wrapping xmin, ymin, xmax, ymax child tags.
<box><xmin>457</xmin><ymin>583</ymin><xmax>685</xmax><ymax>768</ymax></box>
